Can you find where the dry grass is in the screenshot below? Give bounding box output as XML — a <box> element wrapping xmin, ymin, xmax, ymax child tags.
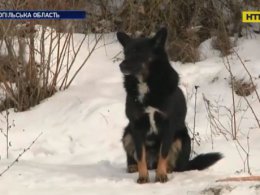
<box><xmin>212</xmin><ymin>21</ymin><xmax>232</xmax><ymax>56</ymax></box>
<box><xmin>0</xmin><ymin>56</ymin><xmax>16</xmax><ymax>82</ymax></box>
<box><xmin>232</xmin><ymin>78</ymin><xmax>256</xmax><ymax>97</ymax></box>
<box><xmin>104</xmin><ymin>0</ymin><xmax>240</xmax><ymax>62</ymax></box>
<box><xmin>0</xmin><ymin>0</ymin><xmax>100</xmax><ymax>112</ymax></box>
<box><xmin>202</xmin><ymin>185</ymin><xmax>233</xmax><ymax>195</ymax></box>
<box><xmin>168</xmin><ymin>28</ymin><xmax>200</xmax><ymax>63</ymax></box>
<box><xmin>0</xmin><ymin>52</ymin><xmax>56</xmax><ymax>111</ymax></box>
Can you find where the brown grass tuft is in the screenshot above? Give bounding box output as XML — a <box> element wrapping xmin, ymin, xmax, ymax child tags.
<box><xmin>232</xmin><ymin>78</ymin><xmax>256</xmax><ymax>97</ymax></box>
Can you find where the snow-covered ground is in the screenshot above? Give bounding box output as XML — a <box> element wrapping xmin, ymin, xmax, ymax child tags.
<box><xmin>1</xmin><ymin>32</ymin><xmax>260</xmax><ymax>195</ymax></box>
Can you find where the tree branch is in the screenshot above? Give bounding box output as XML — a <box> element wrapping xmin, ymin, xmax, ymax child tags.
<box><xmin>0</xmin><ymin>132</ymin><xmax>43</xmax><ymax>177</ymax></box>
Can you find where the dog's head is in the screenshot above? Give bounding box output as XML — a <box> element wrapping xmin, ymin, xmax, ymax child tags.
<box><xmin>116</xmin><ymin>28</ymin><xmax>167</xmax><ymax>76</ymax></box>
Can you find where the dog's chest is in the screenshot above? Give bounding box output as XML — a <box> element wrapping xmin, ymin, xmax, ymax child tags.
<box><xmin>145</xmin><ymin>106</ymin><xmax>160</xmax><ymax>135</ymax></box>
<box><xmin>136</xmin><ymin>77</ymin><xmax>163</xmax><ymax>136</ymax></box>
<box><xmin>137</xmin><ymin>81</ymin><xmax>149</xmax><ymax>102</ymax></box>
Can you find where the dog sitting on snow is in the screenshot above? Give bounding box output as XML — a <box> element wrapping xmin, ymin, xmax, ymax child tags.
<box><xmin>117</xmin><ymin>28</ymin><xmax>223</xmax><ymax>183</ymax></box>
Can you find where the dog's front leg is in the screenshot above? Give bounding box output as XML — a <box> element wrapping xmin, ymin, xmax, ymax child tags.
<box><xmin>156</xmin><ymin>135</ymin><xmax>172</xmax><ymax>183</ymax></box>
<box><xmin>137</xmin><ymin>145</ymin><xmax>149</xmax><ymax>183</ymax></box>
<box><xmin>154</xmin><ymin>112</ymin><xmax>173</xmax><ymax>183</ymax></box>
<box><xmin>156</xmin><ymin>150</ymin><xmax>169</xmax><ymax>182</ymax></box>
<box><xmin>132</xmin><ymin>131</ymin><xmax>149</xmax><ymax>184</ymax></box>
<box><xmin>132</xmin><ymin>115</ymin><xmax>150</xmax><ymax>184</ymax></box>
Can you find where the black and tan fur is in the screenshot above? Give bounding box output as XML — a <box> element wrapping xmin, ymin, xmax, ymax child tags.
<box><xmin>117</xmin><ymin>28</ymin><xmax>223</xmax><ymax>184</ymax></box>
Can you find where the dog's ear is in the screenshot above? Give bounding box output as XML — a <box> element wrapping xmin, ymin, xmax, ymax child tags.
<box><xmin>117</xmin><ymin>32</ymin><xmax>131</xmax><ymax>47</ymax></box>
<box><xmin>152</xmin><ymin>27</ymin><xmax>167</xmax><ymax>48</ymax></box>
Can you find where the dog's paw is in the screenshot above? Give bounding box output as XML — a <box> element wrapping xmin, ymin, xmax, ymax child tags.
<box><xmin>137</xmin><ymin>176</ymin><xmax>149</xmax><ymax>184</ymax></box>
<box><xmin>127</xmin><ymin>165</ymin><xmax>138</xmax><ymax>173</ymax></box>
<box><xmin>155</xmin><ymin>174</ymin><xmax>168</xmax><ymax>183</ymax></box>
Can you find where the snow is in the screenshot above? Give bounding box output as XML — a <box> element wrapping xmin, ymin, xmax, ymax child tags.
<box><xmin>1</xmin><ymin>31</ymin><xmax>260</xmax><ymax>194</ymax></box>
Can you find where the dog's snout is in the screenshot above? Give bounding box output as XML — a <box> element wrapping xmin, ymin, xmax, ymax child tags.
<box><xmin>119</xmin><ymin>59</ymin><xmax>142</xmax><ymax>75</ymax></box>
<box><xmin>119</xmin><ymin>61</ymin><xmax>128</xmax><ymax>69</ymax></box>
<box><xmin>119</xmin><ymin>61</ymin><xmax>130</xmax><ymax>75</ymax></box>
<box><xmin>119</xmin><ymin>61</ymin><xmax>125</xmax><ymax>69</ymax></box>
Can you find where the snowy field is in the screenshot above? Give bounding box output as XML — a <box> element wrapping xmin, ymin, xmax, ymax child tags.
<box><xmin>1</xmin><ymin>31</ymin><xmax>260</xmax><ymax>195</ymax></box>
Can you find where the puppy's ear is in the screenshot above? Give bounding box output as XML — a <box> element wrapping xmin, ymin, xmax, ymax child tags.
<box><xmin>117</xmin><ymin>32</ymin><xmax>131</xmax><ymax>47</ymax></box>
<box><xmin>152</xmin><ymin>27</ymin><xmax>167</xmax><ymax>48</ymax></box>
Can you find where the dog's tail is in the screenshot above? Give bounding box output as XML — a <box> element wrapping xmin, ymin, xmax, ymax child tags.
<box><xmin>187</xmin><ymin>152</ymin><xmax>223</xmax><ymax>171</ymax></box>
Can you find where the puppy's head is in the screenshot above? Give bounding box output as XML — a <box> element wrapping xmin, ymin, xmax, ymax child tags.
<box><xmin>116</xmin><ymin>28</ymin><xmax>167</xmax><ymax>76</ymax></box>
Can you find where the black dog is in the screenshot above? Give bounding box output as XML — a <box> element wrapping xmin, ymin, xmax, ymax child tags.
<box><xmin>117</xmin><ymin>28</ymin><xmax>222</xmax><ymax>184</ymax></box>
